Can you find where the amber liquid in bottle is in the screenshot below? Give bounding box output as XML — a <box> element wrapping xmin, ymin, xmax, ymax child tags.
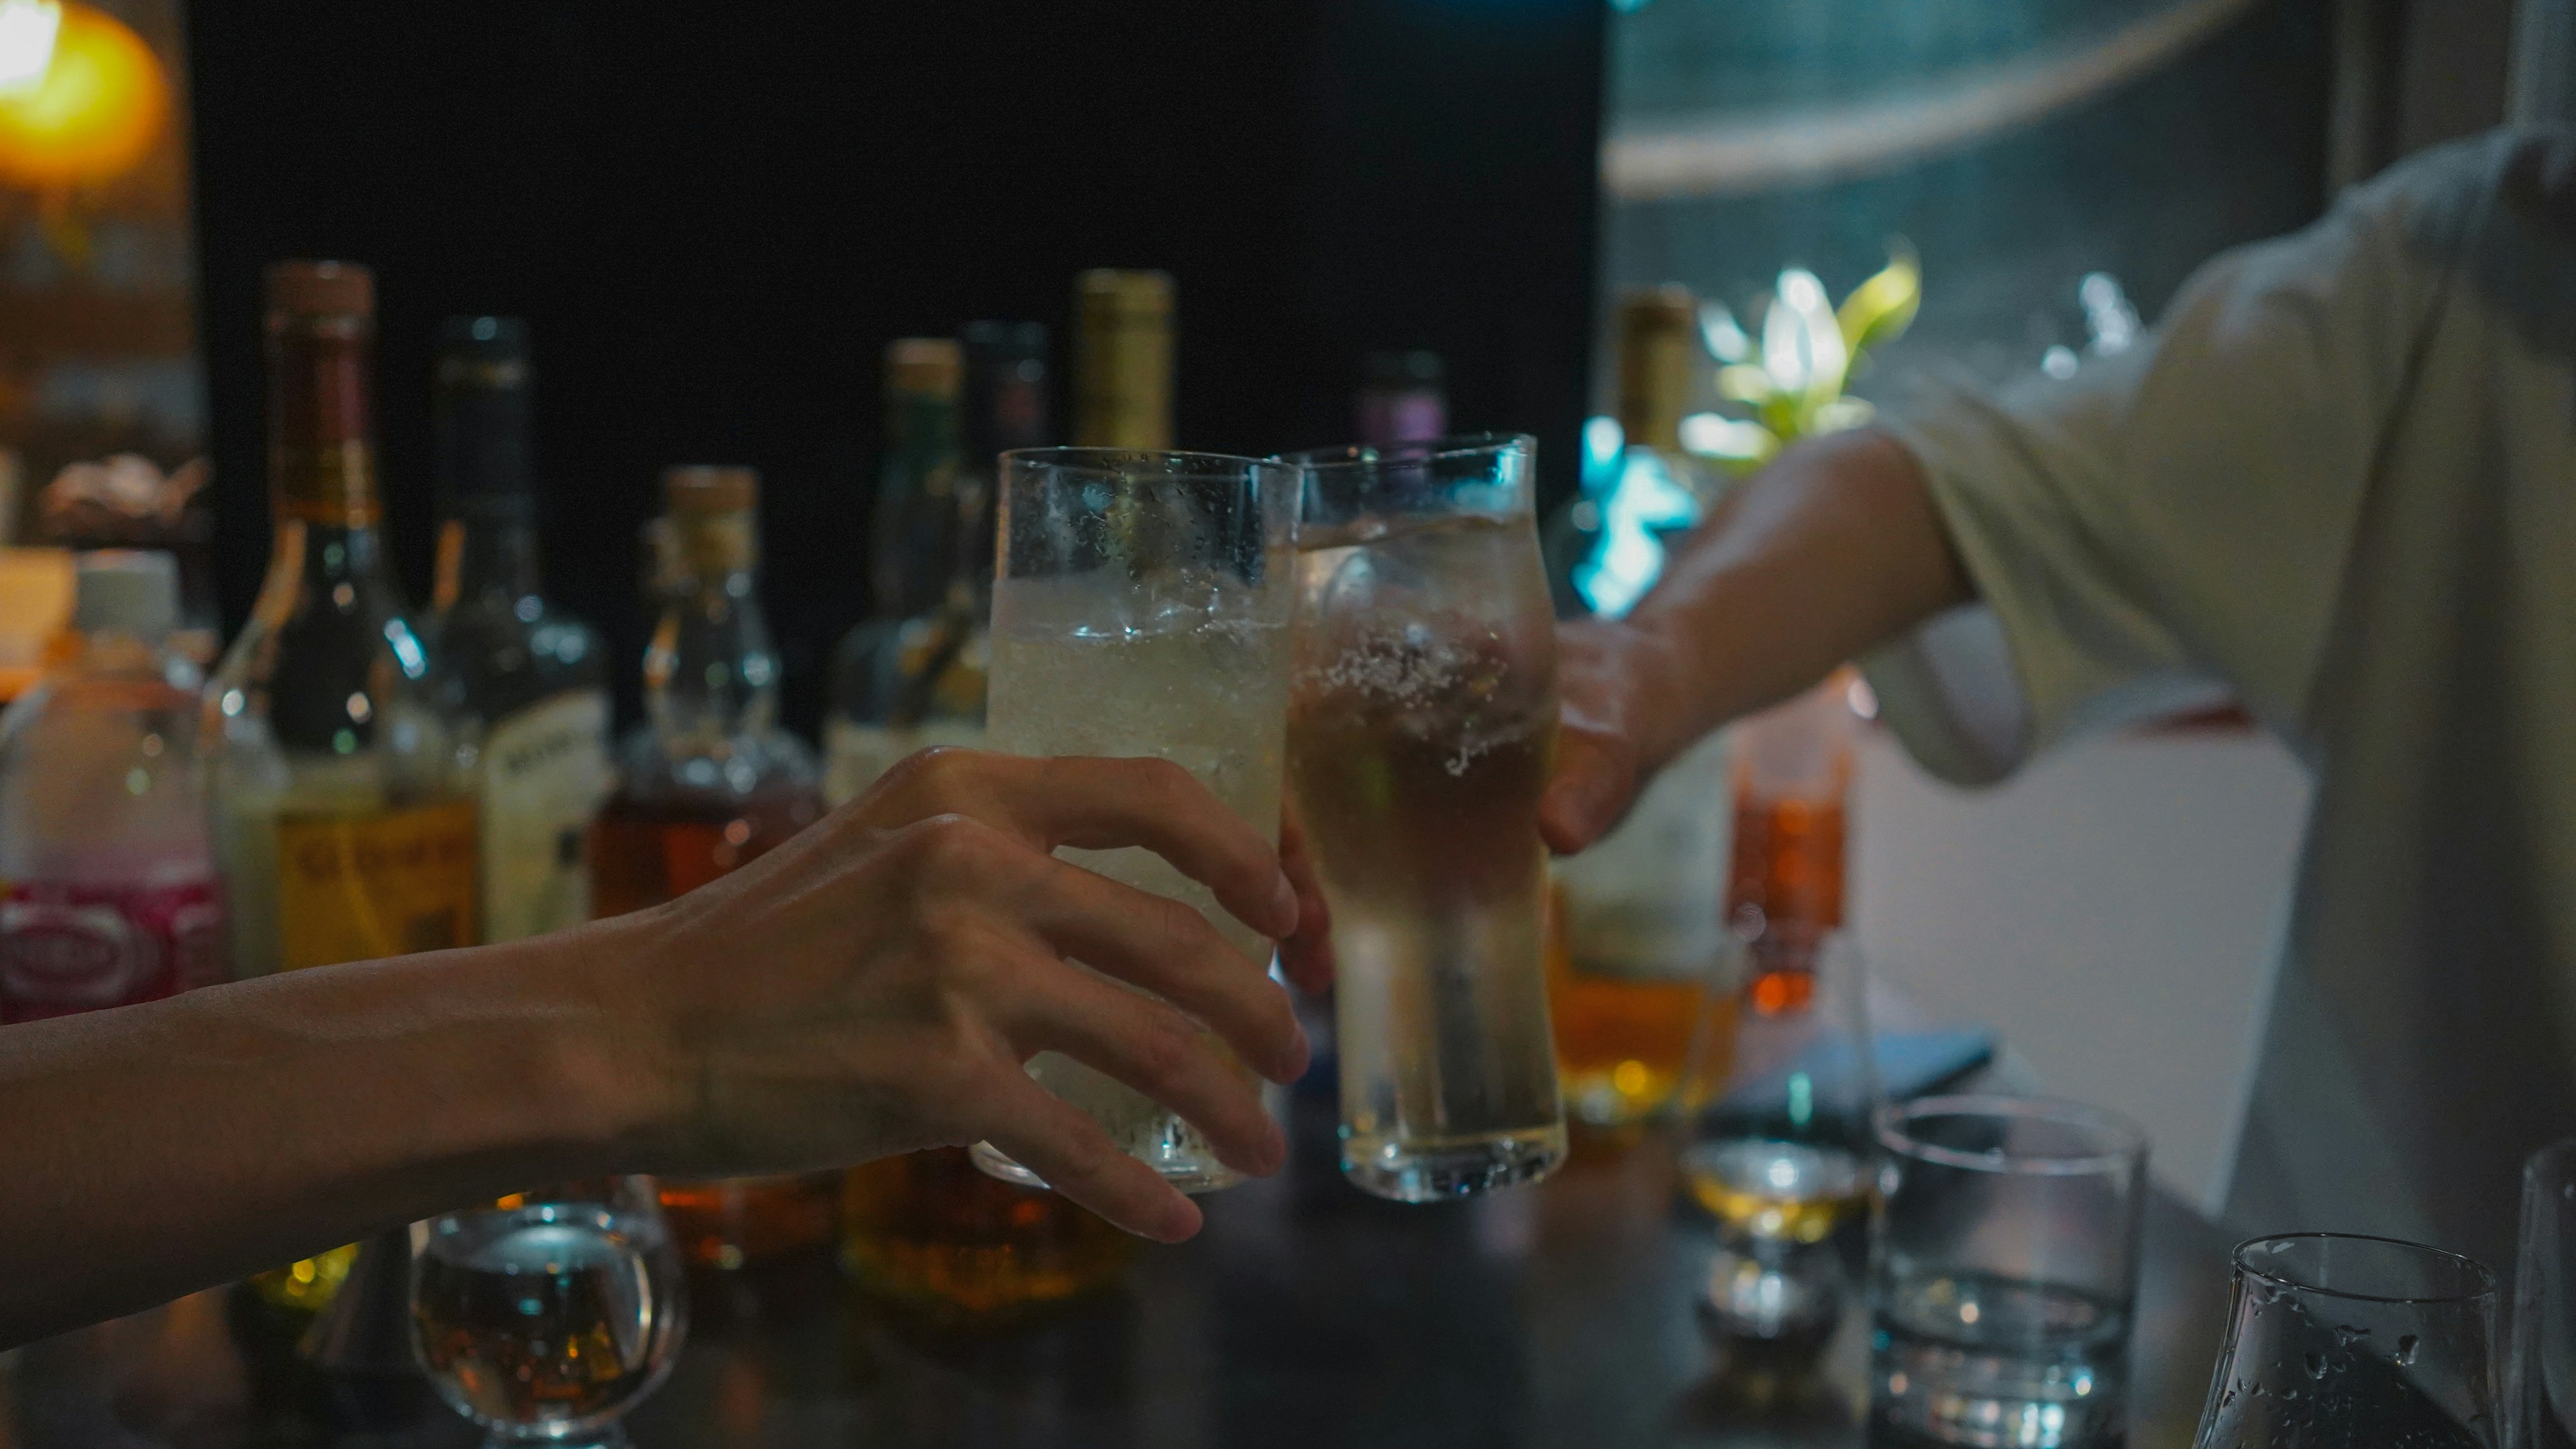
<box><xmin>590</xmin><ymin>467</ymin><xmax>833</xmax><ymax>1269</ymax></box>
<box><xmin>841</xmin><ymin>1148</ymin><xmax>1134</xmax><ymax>1319</ymax></box>
<box><xmin>1545</xmin><ymin>877</ymin><xmax>1716</xmax><ymax>1129</ymax></box>
<box><xmin>833</xmin><ymin>322</ymin><xmax>1130</xmax><ymax>1315</ymax></box>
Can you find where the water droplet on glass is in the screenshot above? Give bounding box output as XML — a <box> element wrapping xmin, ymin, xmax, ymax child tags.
<box><xmin>2333</xmin><ymin>1324</ymin><xmax>2369</xmax><ymax>1347</ymax></box>
<box><xmin>2304</xmin><ymin>1352</ymin><xmax>2328</xmax><ymax>1379</ymax></box>
<box><xmin>2395</xmin><ymin>1334</ymin><xmax>2419</xmax><ymax>1364</ymax></box>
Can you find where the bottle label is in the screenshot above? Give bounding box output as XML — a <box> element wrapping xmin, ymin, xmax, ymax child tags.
<box><xmin>0</xmin><ymin>875</ymin><xmax>227</xmax><ymax>1020</ymax></box>
<box><xmin>478</xmin><ymin>691</ymin><xmax>610</xmax><ymax>941</ymax></box>
<box><xmin>824</xmin><ymin>718</ymin><xmax>987</xmax><ymax>807</ymax></box>
<box><xmin>274</xmin><ymin>800</ymin><xmax>479</xmax><ymax>970</ymax></box>
<box><xmin>1554</xmin><ymin>733</ymin><xmax>1736</xmax><ymax>985</ymax></box>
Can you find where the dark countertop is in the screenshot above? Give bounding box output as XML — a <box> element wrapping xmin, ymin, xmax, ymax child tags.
<box><xmin>0</xmin><ymin>1095</ymin><xmax>2239</xmax><ymax>1449</ymax></box>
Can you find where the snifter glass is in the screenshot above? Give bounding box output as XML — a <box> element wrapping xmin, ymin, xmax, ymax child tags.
<box><xmin>2196</xmin><ymin>1232</ymin><xmax>2500</xmax><ymax>1448</ymax></box>
<box><xmin>411</xmin><ymin>1177</ymin><xmax>686</xmax><ymax>1449</ymax></box>
<box><xmin>969</xmin><ymin>447</ymin><xmax>1300</xmax><ymax>1195</ymax></box>
<box><xmin>1279</xmin><ymin>433</ymin><xmax>1566</xmax><ymax>1201</ymax></box>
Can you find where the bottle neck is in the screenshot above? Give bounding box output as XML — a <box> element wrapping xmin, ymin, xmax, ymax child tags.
<box><xmin>643</xmin><ymin>514</ymin><xmax>777</xmax><ymax>746</ymax></box>
<box><xmin>433</xmin><ymin>503</ymin><xmax>544</xmax><ymax>612</ymax></box>
<box><xmin>267</xmin><ymin>315</ymin><xmax>380</xmax><ymax>529</ymax></box>
<box><xmin>1074</xmin><ymin>311</ymin><xmax>1173</xmax><ymax>449</ymax></box>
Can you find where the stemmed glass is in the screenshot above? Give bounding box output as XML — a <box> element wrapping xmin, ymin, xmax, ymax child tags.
<box><xmin>2510</xmin><ymin>1138</ymin><xmax>2576</xmax><ymax>1448</ymax></box>
<box><xmin>1676</xmin><ymin>928</ymin><xmax>1876</xmax><ymax>1356</ymax></box>
<box><xmin>2196</xmin><ymin>1232</ymin><xmax>2500</xmax><ymax>1448</ymax></box>
<box><xmin>411</xmin><ymin>1176</ymin><xmax>688</xmax><ymax>1449</ymax></box>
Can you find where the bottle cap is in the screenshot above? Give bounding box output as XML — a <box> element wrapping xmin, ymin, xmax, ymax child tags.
<box><xmin>885</xmin><ymin>338</ymin><xmax>963</xmax><ymax>400</ymax></box>
<box><xmin>1363</xmin><ymin>350</ymin><xmax>1445</xmax><ymax>387</ymax></box>
<box><xmin>265</xmin><ymin>260</ymin><xmax>376</xmax><ymax>321</ymax></box>
<box><xmin>436</xmin><ymin>315</ymin><xmax>529</xmax><ymax>373</ymax></box>
<box><xmin>1616</xmin><ymin>284</ymin><xmax>1700</xmax><ymax>452</ymax></box>
<box><xmin>961</xmin><ymin>319</ymin><xmax>1047</xmax><ymax>360</ymax></box>
<box><xmin>72</xmin><ymin>549</ymin><xmax>179</xmax><ymax>640</ymax></box>
<box><xmin>661</xmin><ymin>465</ymin><xmax>758</xmax><ymax>515</ymax></box>
<box><xmin>1076</xmin><ymin>269</ymin><xmax>1174</xmax><ymax>318</ymax></box>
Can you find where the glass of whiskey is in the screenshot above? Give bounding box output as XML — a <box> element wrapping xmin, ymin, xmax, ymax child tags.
<box><xmin>411</xmin><ymin>1177</ymin><xmax>688</xmax><ymax>1449</ymax></box>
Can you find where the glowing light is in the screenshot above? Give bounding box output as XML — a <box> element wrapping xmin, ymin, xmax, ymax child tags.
<box><xmin>0</xmin><ymin>0</ymin><xmax>61</xmax><ymax>92</ymax></box>
<box><xmin>0</xmin><ymin>1</ymin><xmax>168</xmax><ymax>189</ymax></box>
<box><xmin>2042</xmin><ymin>345</ymin><xmax>2079</xmax><ymax>380</ymax></box>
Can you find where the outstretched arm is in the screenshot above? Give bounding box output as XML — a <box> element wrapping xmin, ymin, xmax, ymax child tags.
<box><xmin>0</xmin><ymin>749</ymin><xmax>1309</xmax><ymax>1348</ymax></box>
<box><xmin>1540</xmin><ymin>427</ymin><xmax>1969</xmax><ymax>853</ymax></box>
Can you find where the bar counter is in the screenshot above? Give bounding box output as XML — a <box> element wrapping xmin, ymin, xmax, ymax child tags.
<box><xmin>0</xmin><ymin>1079</ymin><xmax>2239</xmax><ymax>1449</ymax></box>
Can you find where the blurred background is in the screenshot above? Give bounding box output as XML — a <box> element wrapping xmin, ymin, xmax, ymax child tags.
<box><xmin>0</xmin><ymin>0</ymin><xmax>2548</xmax><ymax>1208</ymax></box>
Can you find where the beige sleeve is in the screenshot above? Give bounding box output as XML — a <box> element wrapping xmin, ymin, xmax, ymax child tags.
<box><xmin>1860</xmin><ymin>131</ymin><xmax>2505</xmax><ymax>785</ymax></box>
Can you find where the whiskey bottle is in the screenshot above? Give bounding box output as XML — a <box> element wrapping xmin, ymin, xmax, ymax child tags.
<box><xmin>822</xmin><ymin>339</ymin><xmax>981</xmax><ymax>804</ymax></box>
<box><xmin>587</xmin><ymin>465</ymin><xmax>833</xmax><ymax>1269</ymax></box>
<box><xmin>207</xmin><ymin>260</ymin><xmax>478</xmax><ymax>1309</ymax></box>
<box><xmin>425</xmin><ymin>317</ymin><xmax>610</xmax><ymax>943</ymax></box>
<box><xmin>1548</xmin><ymin>286</ymin><xmax>1735</xmax><ymax>1131</ymax></box>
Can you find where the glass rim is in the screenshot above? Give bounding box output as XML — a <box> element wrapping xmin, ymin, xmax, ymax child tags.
<box><xmin>1874</xmin><ymin>1093</ymin><xmax>2147</xmax><ymax>1177</ymax></box>
<box><xmin>998</xmin><ymin>445</ymin><xmax>1290</xmax><ymax>477</ymax></box>
<box><xmin>1273</xmin><ymin>431</ymin><xmax>1535</xmax><ymax>470</ymax></box>
<box><xmin>2527</xmin><ymin>1135</ymin><xmax>2576</xmax><ymax>1179</ymax></box>
<box><xmin>2229</xmin><ymin>1232</ymin><xmax>2499</xmax><ymax>1305</ymax></box>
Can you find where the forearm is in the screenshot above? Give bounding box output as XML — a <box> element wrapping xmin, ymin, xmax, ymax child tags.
<box><xmin>0</xmin><ymin>918</ymin><xmax>665</xmax><ymax>1346</ymax></box>
<box><xmin>1622</xmin><ymin>427</ymin><xmax>1970</xmax><ymax>767</ymax></box>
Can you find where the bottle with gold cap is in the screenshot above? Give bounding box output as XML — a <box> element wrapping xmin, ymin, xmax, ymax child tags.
<box><xmin>587</xmin><ymin>464</ymin><xmax>833</xmax><ymax>1269</ymax></box>
<box><xmin>823</xmin><ymin>338</ymin><xmax>983</xmax><ymax>804</ymax></box>
<box><xmin>1071</xmin><ymin>269</ymin><xmax>1173</xmax><ymax>449</ymax></box>
<box><xmin>1546</xmin><ymin>283</ymin><xmax>1738</xmax><ymax>1136</ymax></box>
<box><xmin>206</xmin><ymin>260</ymin><xmax>480</xmax><ymax>1309</ymax></box>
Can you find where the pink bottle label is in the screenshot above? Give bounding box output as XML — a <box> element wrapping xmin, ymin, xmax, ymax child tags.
<box><xmin>0</xmin><ymin>877</ymin><xmax>227</xmax><ymax>1021</ymax></box>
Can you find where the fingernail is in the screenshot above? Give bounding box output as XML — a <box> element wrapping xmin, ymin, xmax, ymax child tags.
<box><xmin>1269</xmin><ymin>872</ymin><xmax>1300</xmax><ymax>936</ymax></box>
<box><xmin>1278</xmin><ymin>1022</ymin><xmax>1313</xmax><ymax>1084</ymax></box>
<box><xmin>1263</xmin><ymin>1118</ymin><xmax>1291</xmax><ymax>1175</ymax></box>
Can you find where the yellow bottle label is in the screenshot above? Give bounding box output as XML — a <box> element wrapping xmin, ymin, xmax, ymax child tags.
<box><xmin>274</xmin><ymin>799</ymin><xmax>479</xmax><ymax>970</ymax></box>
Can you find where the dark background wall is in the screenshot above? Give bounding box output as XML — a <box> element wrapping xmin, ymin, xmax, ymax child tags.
<box><xmin>187</xmin><ymin>1</ymin><xmax>1608</xmax><ymax>732</ymax></box>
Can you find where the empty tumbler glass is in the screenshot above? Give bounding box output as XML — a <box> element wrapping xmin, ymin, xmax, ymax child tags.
<box><xmin>1873</xmin><ymin>1095</ymin><xmax>2147</xmax><ymax>1448</ymax></box>
<box><xmin>2196</xmin><ymin>1232</ymin><xmax>2500</xmax><ymax>1448</ymax></box>
<box><xmin>411</xmin><ymin>1177</ymin><xmax>688</xmax><ymax>1449</ymax></box>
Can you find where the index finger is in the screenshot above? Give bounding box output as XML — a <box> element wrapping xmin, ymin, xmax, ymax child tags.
<box><xmin>871</xmin><ymin>750</ymin><xmax>1299</xmax><ymax>942</ymax></box>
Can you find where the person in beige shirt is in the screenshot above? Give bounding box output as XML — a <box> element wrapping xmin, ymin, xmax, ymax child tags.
<box><xmin>1546</xmin><ymin>127</ymin><xmax>2576</xmax><ymax>1269</ymax></box>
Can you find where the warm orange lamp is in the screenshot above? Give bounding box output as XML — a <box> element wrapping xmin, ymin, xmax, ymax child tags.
<box><xmin>0</xmin><ymin>0</ymin><xmax>168</xmax><ymax>191</ymax></box>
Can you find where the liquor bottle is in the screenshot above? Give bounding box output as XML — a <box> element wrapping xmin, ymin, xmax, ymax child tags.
<box><xmin>425</xmin><ymin>317</ymin><xmax>611</xmax><ymax>943</ymax></box>
<box><xmin>822</xmin><ymin>339</ymin><xmax>982</xmax><ymax>806</ymax></box>
<box><xmin>1548</xmin><ymin>285</ymin><xmax>1735</xmax><ymax>1132</ymax></box>
<box><xmin>1726</xmin><ymin>671</ymin><xmax>1860</xmax><ymax>1001</ymax></box>
<box><xmin>1354</xmin><ymin>350</ymin><xmax>1447</xmax><ymax>447</ymax></box>
<box><xmin>208</xmin><ymin>260</ymin><xmax>478</xmax><ymax>1309</ymax></box>
<box><xmin>828</xmin><ymin>325</ymin><xmax>1129</xmax><ymax>1313</ymax></box>
<box><xmin>587</xmin><ymin>465</ymin><xmax>833</xmax><ymax>1269</ymax></box>
<box><xmin>0</xmin><ymin>550</ymin><xmax>225</xmax><ymax>1022</ymax></box>
<box><xmin>1071</xmin><ymin>269</ymin><xmax>1173</xmax><ymax>449</ymax></box>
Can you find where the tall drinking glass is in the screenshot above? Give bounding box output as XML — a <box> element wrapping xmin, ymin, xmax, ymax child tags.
<box><xmin>2197</xmin><ymin>1233</ymin><xmax>2500</xmax><ymax>1448</ymax></box>
<box><xmin>2509</xmin><ymin>1139</ymin><xmax>2576</xmax><ymax>1448</ymax></box>
<box><xmin>411</xmin><ymin>1177</ymin><xmax>686</xmax><ymax>1449</ymax></box>
<box><xmin>1872</xmin><ymin>1095</ymin><xmax>2147</xmax><ymax>1448</ymax></box>
<box><xmin>1281</xmin><ymin>433</ymin><xmax>1566</xmax><ymax>1201</ymax></box>
<box><xmin>969</xmin><ymin>447</ymin><xmax>1299</xmax><ymax>1194</ymax></box>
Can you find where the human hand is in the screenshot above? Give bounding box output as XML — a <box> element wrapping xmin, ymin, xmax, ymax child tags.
<box><xmin>1540</xmin><ymin>618</ymin><xmax>1695</xmax><ymax>855</ymax></box>
<box><xmin>1275</xmin><ymin>812</ymin><xmax>1334</xmax><ymax>994</ymax></box>
<box><xmin>590</xmin><ymin>748</ymin><xmax>1308</xmax><ymax>1244</ymax></box>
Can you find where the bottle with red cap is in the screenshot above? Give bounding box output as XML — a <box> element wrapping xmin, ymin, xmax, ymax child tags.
<box><xmin>0</xmin><ymin>549</ymin><xmax>225</xmax><ymax>1021</ymax></box>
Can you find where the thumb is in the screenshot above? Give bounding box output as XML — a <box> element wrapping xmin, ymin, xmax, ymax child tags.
<box><xmin>1540</xmin><ymin>733</ymin><xmax>1633</xmax><ymax>856</ymax></box>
